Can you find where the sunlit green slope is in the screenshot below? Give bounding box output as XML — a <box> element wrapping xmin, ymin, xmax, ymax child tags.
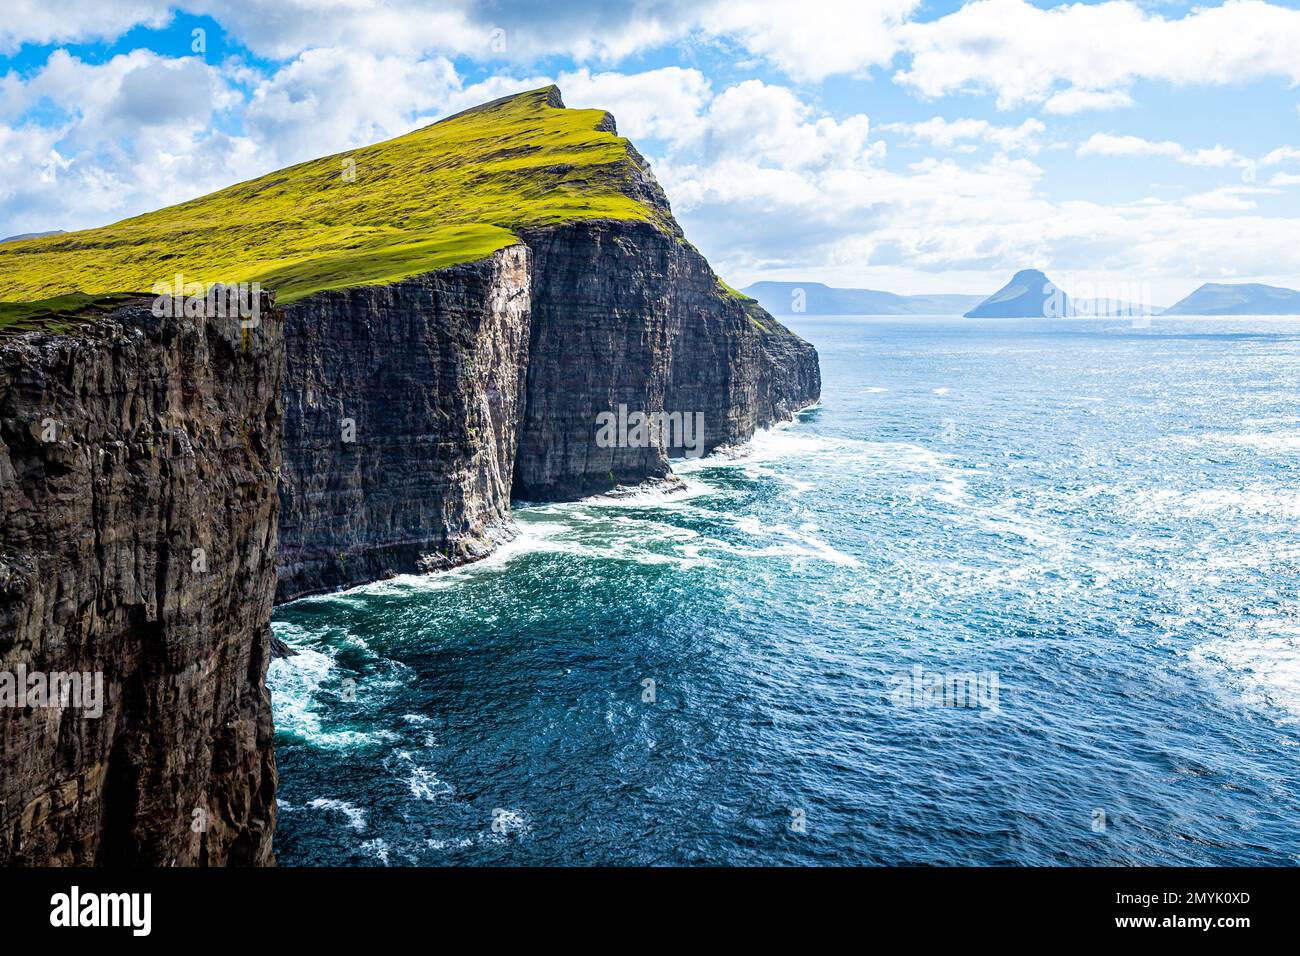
<box><xmin>0</xmin><ymin>86</ymin><xmax>666</xmax><ymax>320</ymax></box>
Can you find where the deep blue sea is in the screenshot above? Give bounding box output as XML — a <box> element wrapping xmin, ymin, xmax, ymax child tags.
<box><xmin>270</xmin><ymin>316</ymin><xmax>1300</xmax><ymax>866</ymax></box>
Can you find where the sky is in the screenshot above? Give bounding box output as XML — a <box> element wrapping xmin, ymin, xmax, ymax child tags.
<box><xmin>2</xmin><ymin>0</ymin><xmax>1300</xmax><ymax>304</ymax></box>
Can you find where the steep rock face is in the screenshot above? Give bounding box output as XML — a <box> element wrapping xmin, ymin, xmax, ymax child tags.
<box><xmin>515</xmin><ymin>220</ymin><xmax>820</xmax><ymax>501</ymax></box>
<box><xmin>0</xmin><ymin>88</ymin><xmax>822</xmax><ymax>871</ymax></box>
<box><xmin>276</xmin><ymin>244</ymin><xmax>530</xmax><ymax>601</ymax></box>
<box><xmin>513</xmin><ymin>221</ymin><xmax>676</xmax><ymax>500</ymax></box>
<box><xmin>0</xmin><ymin>301</ymin><xmax>281</xmax><ymax>865</ymax></box>
<box><xmin>746</xmin><ymin>303</ymin><xmax>823</xmax><ymax>427</ymax></box>
<box><xmin>512</xmin><ymin>112</ymin><xmax>817</xmax><ymax>501</ymax></box>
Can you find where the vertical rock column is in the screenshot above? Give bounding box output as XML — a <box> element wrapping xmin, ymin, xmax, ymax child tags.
<box><xmin>276</xmin><ymin>244</ymin><xmax>531</xmax><ymax>601</ymax></box>
<box><xmin>515</xmin><ymin>220</ymin><xmax>822</xmax><ymax>502</ymax></box>
<box><xmin>513</xmin><ymin>221</ymin><xmax>678</xmax><ymax>501</ymax></box>
<box><xmin>0</xmin><ymin>301</ymin><xmax>283</xmax><ymax>865</ymax></box>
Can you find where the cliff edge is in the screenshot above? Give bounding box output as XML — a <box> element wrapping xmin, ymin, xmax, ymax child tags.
<box><xmin>0</xmin><ymin>86</ymin><xmax>820</xmax><ymax>862</ymax></box>
<box><xmin>0</xmin><ymin>298</ymin><xmax>280</xmax><ymax>864</ymax></box>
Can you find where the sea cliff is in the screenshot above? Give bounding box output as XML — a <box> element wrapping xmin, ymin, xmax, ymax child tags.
<box><xmin>0</xmin><ymin>87</ymin><xmax>819</xmax><ymax>864</ymax></box>
<box><xmin>0</xmin><ymin>300</ymin><xmax>280</xmax><ymax>864</ymax></box>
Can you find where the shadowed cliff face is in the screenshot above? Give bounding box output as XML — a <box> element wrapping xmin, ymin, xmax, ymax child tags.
<box><xmin>0</xmin><ymin>302</ymin><xmax>281</xmax><ymax>865</ymax></box>
<box><xmin>272</xmin><ymin>220</ymin><xmax>821</xmax><ymax>594</ymax></box>
<box><xmin>510</xmin><ymin>105</ymin><xmax>818</xmax><ymax>501</ymax></box>
<box><xmin>513</xmin><ymin>221</ymin><xmax>678</xmax><ymax>500</ymax></box>
<box><xmin>0</xmin><ymin>88</ymin><xmax>821</xmax><ymax>866</ymax></box>
<box><xmin>515</xmin><ymin>220</ymin><xmax>820</xmax><ymax>500</ymax></box>
<box><xmin>275</xmin><ymin>244</ymin><xmax>531</xmax><ymax>602</ymax></box>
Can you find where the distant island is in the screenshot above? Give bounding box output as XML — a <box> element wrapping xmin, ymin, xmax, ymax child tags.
<box><xmin>964</xmin><ymin>269</ymin><xmax>1068</xmax><ymax>318</ymax></box>
<box><xmin>965</xmin><ymin>269</ymin><xmax>1161</xmax><ymax>318</ymax></box>
<box><xmin>742</xmin><ymin>273</ymin><xmax>1299</xmax><ymax>319</ymax></box>
<box><xmin>742</xmin><ymin>281</ymin><xmax>983</xmax><ymax>316</ymax></box>
<box><xmin>1164</xmin><ymin>282</ymin><xmax>1300</xmax><ymax>315</ymax></box>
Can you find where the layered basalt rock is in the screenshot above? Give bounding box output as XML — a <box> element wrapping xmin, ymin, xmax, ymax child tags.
<box><xmin>0</xmin><ymin>300</ymin><xmax>281</xmax><ymax>865</ymax></box>
<box><xmin>276</xmin><ymin>244</ymin><xmax>530</xmax><ymax>601</ymax></box>
<box><xmin>273</xmin><ymin>144</ymin><xmax>819</xmax><ymax>590</ymax></box>
<box><xmin>514</xmin><ymin>192</ymin><xmax>819</xmax><ymax>501</ymax></box>
<box><xmin>0</xmin><ymin>86</ymin><xmax>820</xmax><ymax>867</ymax></box>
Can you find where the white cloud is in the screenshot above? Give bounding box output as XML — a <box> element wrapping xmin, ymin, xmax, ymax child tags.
<box><xmin>200</xmin><ymin>1</ymin><xmax>495</xmax><ymax>61</ymax></box>
<box><xmin>0</xmin><ymin>49</ymin><xmax>261</xmax><ymax>235</ymax></box>
<box><xmin>242</xmin><ymin>49</ymin><xmax>461</xmax><ymax>165</ymax></box>
<box><xmin>0</xmin><ymin>116</ymin><xmax>263</xmax><ymax>237</ymax></box>
<box><xmin>1</xmin><ymin>50</ymin><xmax>239</xmax><ymax>131</ymax></box>
<box><xmin>0</xmin><ymin>0</ymin><xmax>918</xmax><ymax>81</ymax></box>
<box><xmin>697</xmin><ymin>0</ymin><xmax>920</xmax><ymax>82</ymax></box>
<box><xmin>1261</xmin><ymin>146</ymin><xmax>1300</xmax><ymax>166</ymax></box>
<box><xmin>1043</xmin><ymin>89</ymin><xmax>1134</xmax><ymax>115</ymax></box>
<box><xmin>1078</xmin><ymin>133</ymin><xmax>1252</xmax><ymax>169</ymax></box>
<box><xmin>1078</xmin><ymin>134</ymin><xmax>1186</xmax><ymax>160</ymax></box>
<box><xmin>653</xmin><ymin>93</ymin><xmax>1053</xmax><ymax>276</ymax></box>
<box><xmin>556</xmin><ymin>67</ymin><xmax>712</xmax><ymax>146</ymax></box>
<box><xmin>1183</xmin><ymin>186</ymin><xmax>1276</xmax><ymax>211</ymax></box>
<box><xmin>0</xmin><ymin>124</ymin><xmax>68</xmax><ymax>203</ymax></box>
<box><xmin>884</xmin><ymin>116</ymin><xmax>1045</xmax><ymax>153</ymax></box>
<box><xmin>897</xmin><ymin>0</ymin><xmax>1300</xmax><ymax>110</ymax></box>
<box><xmin>0</xmin><ymin>0</ymin><xmax>171</xmax><ymax>53</ymax></box>
<box><xmin>4</xmin><ymin>0</ymin><xmax>1300</xmax><ymax>112</ymax></box>
<box><xmin>200</xmin><ymin>0</ymin><xmax>919</xmax><ymax>80</ymax></box>
<box><xmin>701</xmin><ymin>81</ymin><xmax>879</xmax><ymax>168</ymax></box>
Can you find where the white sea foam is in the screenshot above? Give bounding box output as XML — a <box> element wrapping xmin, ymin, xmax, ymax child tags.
<box><xmin>715</xmin><ymin>516</ymin><xmax>861</xmax><ymax>566</ymax></box>
<box><xmin>393</xmin><ymin>751</ymin><xmax>455</xmax><ymax>800</ymax></box>
<box><xmin>576</xmin><ymin>475</ymin><xmax>713</xmax><ymax>508</ymax></box>
<box><xmin>668</xmin><ymin>418</ymin><xmax>853</xmax><ymax>473</ymax></box>
<box><xmin>268</xmin><ymin>632</ymin><xmax>403</xmax><ymax>749</ymax></box>
<box><xmin>519</xmin><ymin>510</ymin><xmax>719</xmax><ymax>569</ymax></box>
<box><xmin>267</xmin><ymin>645</ymin><xmax>333</xmax><ymax>736</ymax></box>
<box><xmin>743</xmin><ymin>425</ymin><xmax>856</xmax><ymax>462</ymax></box>
<box><xmin>307</xmin><ymin>798</ymin><xmax>368</xmax><ymax>832</ymax></box>
<box><xmin>426</xmin><ymin>836</ymin><xmax>474</xmax><ymax>851</ymax></box>
<box><xmin>332</xmin><ymin>519</ymin><xmax>572</xmax><ymax>598</ymax></box>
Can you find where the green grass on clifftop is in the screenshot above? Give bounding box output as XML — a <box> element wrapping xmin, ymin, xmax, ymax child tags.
<box><xmin>0</xmin><ymin>86</ymin><xmax>668</xmax><ymax>307</ymax></box>
<box><xmin>0</xmin><ymin>293</ymin><xmax>148</xmax><ymax>340</ymax></box>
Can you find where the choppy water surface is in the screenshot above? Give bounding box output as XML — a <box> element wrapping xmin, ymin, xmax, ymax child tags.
<box><xmin>271</xmin><ymin>316</ymin><xmax>1300</xmax><ymax>865</ymax></box>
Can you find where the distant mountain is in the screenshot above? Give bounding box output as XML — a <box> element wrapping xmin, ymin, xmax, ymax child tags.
<box><xmin>1164</xmin><ymin>282</ymin><xmax>1300</xmax><ymax>315</ymax></box>
<box><xmin>741</xmin><ymin>281</ymin><xmax>983</xmax><ymax>316</ymax></box>
<box><xmin>965</xmin><ymin>269</ymin><xmax>1070</xmax><ymax>318</ymax></box>
<box><xmin>1</xmin><ymin>230</ymin><xmax>63</xmax><ymax>243</ymax></box>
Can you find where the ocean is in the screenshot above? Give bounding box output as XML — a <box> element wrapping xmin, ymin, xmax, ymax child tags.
<box><xmin>269</xmin><ymin>315</ymin><xmax>1300</xmax><ymax>865</ymax></box>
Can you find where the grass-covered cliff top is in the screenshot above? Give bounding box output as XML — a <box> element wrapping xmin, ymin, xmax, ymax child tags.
<box><xmin>0</xmin><ymin>86</ymin><xmax>669</xmax><ymax>311</ymax></box>
<box><xmin>0</xmin><ymin>293</ymin><xmax>148</xmax><ymax>340</ymax></box>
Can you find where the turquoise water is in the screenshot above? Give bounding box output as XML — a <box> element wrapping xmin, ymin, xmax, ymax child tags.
<box><xmin>270</xmin><ymin>316</ymin><xmax>1300</xmax><ymax>866</ymax></box>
